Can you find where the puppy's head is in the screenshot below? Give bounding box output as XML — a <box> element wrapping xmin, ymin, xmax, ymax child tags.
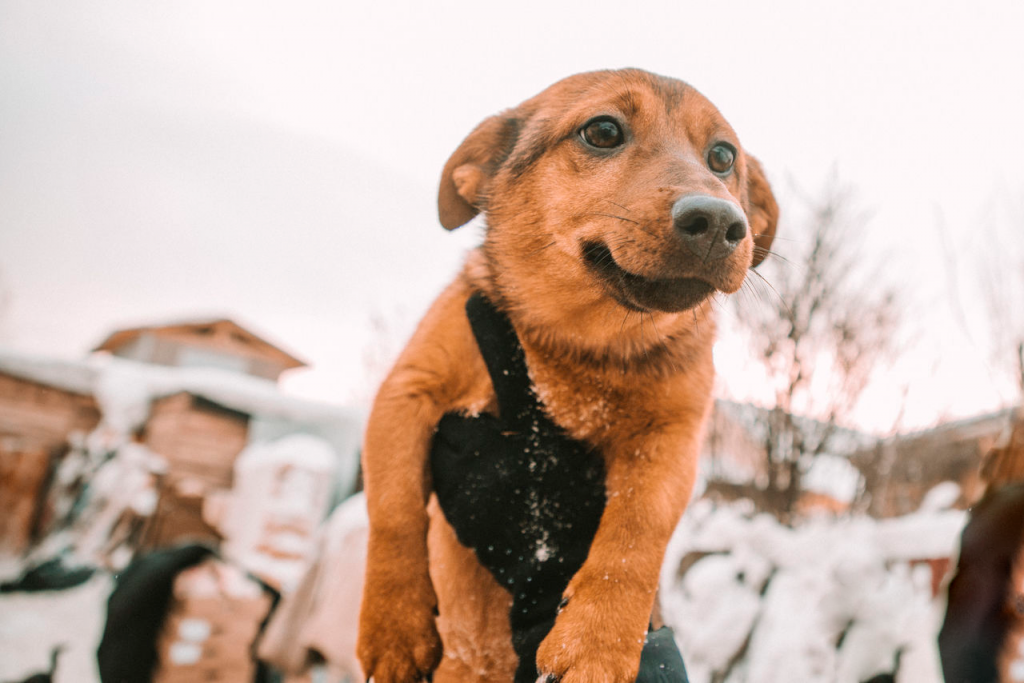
<box><xmin>439</xmin><ymin>69</ymin><xmax>778</xmax><ymax>337</ymax></box>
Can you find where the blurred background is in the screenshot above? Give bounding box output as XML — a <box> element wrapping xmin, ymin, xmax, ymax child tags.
<box><xmin>1</xmin><ymin>1</ymin><xmax>1023</xmax><ymax>682</ymax></box>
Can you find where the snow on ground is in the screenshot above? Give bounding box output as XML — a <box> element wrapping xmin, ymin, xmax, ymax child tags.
<box><xmin>257</xmin><ymin>492</ymin><xmax>965</xmax><ymax>683</ymax></box>
<box><xmin>0</xmin><ymin>499</ymin><xmax>965</xmax><ymax>683</ymax></box>
<box><xmin>661</xmin><ymin>498</ymin><xmax>966</xmax><ymax>683</ymax></box>
<box><xmin>0</xmin><ymin>573</ymin><xmax>112</xmax><ymax>683</ymax></box>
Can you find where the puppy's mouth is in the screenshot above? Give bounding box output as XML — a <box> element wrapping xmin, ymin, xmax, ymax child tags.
<box><xmin>582</xmin><ymin>242</ymin><xmax>715</xmax><ymax>313</ymax></box>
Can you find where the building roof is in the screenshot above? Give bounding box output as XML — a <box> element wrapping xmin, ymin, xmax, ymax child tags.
<box><xmin>0</xmin><ymin>348</ymin><xmax>353</xmax><ymax>430</ymax></box>
<box><xmin>93</xmin><ymin>318</ymin><xmax>307</xmax><ymax>370</ymax></box>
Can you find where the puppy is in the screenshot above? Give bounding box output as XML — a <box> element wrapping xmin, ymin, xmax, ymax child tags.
<box><xmin>357</xmin><ymin>68</ymin><xmax>778</xmax><ymax>683</ymax></box>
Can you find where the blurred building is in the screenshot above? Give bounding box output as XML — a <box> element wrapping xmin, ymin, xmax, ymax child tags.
<box><xmin>700</xmin><ymin>400</ymin><xmax>1022</xmax><ymax>519</ymax></box>
<box><xmin>851</xmin><ymin>408</ymin><xmax>1018</xmax><ymax>518</ymax></box>
<box><xmin>94</xmin><ymin>318</ymin><xmax>307</xmax><ymax>382</ymax></box>
<box><xmin>0</xmin><ymin>368</ymin><xmax>100</xmax><ymax>554</ymax></box>
<box><xmin>0</xmin><ymin>317</ymin><xmax>361</xmax><ymax>583</ymax></box>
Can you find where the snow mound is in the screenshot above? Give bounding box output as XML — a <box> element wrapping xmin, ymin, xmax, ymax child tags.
<box><xmin>660</xmin><ymin>500</ymin><xmax>966</xmax><ymax>683</ymax></box>
<box><xmin>220</xmin><ymin>435</ymin><xmax>341</xmax><ymax>590</ymax></box>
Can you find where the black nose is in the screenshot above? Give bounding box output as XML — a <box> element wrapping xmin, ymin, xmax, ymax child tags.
<box><xmin>672</xmin><ymin>195</ymin><xmax>748</xmax><ymax>261</ymax></box>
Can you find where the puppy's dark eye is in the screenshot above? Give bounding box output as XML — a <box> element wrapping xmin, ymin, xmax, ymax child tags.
<box><xmin>708</xmin><ymin>144</ymin><xmax>736</xmax><ymax>174</ymax></box>
<box><xmin>581</xmin><ymin>118</ymin><xmax>624</xmax><ymax>149</ymax></box>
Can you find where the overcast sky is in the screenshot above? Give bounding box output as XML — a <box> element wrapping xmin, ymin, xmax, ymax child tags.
<box><xmin>2</xmin><ymin>1</ymin><xmax>1023</xmax><ymax>431</ymax></box>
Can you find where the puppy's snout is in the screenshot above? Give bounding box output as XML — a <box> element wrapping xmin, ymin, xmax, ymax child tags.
<box><xmin>672</xmin><ymin>195</ymin><xmax>748</xmax><ymax>261</ymax></box>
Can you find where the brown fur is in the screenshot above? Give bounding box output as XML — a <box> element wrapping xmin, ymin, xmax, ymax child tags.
<box><xmin>357</xmin><ymin>68</ymin><xmax>779</xmax><ymax>683</ymax></box>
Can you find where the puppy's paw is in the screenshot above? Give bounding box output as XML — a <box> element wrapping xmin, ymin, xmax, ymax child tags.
<box><xmin>357</xmin><ymin>587</ymin><xmax>442</xmax><ymax>682</ymax></box>
<box><xmin>534</xmin><ymin>596</ymin><xmax>645</xmax><ymax>683</ymax></box>
<box><xmin>357</xmin><ymin>613</ymin><xmax>441</xmax><ymax>682</ymax></box>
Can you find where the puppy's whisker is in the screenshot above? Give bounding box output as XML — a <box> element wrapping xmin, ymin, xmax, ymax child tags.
<box><xmin>737</xmin><ymin>279</ymin><xmax>767</xmax><ymax>311</ymax></box>
<box><xmin>578</xmin><ymin>212</ymin><xmax>642</xmax><ymax>226</ymax></box>
<box><xmin>576</xmin><ymin>213</ymin><xmax>661</xmax><ymax>239</ymax></box>
<box><xmin>746</xmin><ymin>277</ymin><xmax>776</xmax><ymax>310</ymax></box>
<box><xmin>738</xmin><ymin>274</ymin><xmax>766</xmax><ymax>306</ymax></box>
<box><xmin>639</xmin><ymin>314</ymin><xmax>649</xmax><ymax>361</ymax></box>
<box><xmin>646</xmin><ymin>312</ymin><xmax>666</xmax><ymax>349</ymax></box>
<box><xmin>585</xmin><ymin>216</ymin><xmax>663</xmax><ymax>242</ymax></box>
<box><xmin>619</xmin><ymin>309</ymin><xmax>632</xmax><ymax>339</ymax></box>
<box><xmin>599</xmin><ymin>198</ymin><xmax>634</xmax><ymax>214</ymax></box>
<box><xmin>753</xmin><ymin>247</ymin><xmax>794</xmax><ymax>267</ymax></box>
<box><xmin>748</xmin><ymin>269</ymin><xmax>790</xmax><ymax>315</ymax></box>
<box><xmin>618</xmin><ymin>309</ymin><xmax>635</xmax><ymax>372</ymax></box>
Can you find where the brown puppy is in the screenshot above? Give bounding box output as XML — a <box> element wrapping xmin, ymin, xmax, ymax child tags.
<box><xmin>357</xmin><ymin>68</ymin><xmax>778</xmax><ymax>683</ymax></box>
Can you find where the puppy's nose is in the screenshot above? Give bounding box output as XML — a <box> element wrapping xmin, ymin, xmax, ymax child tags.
<box><xmin>672</xmin><ymin>195</ymin><xmax>748</xmax><ymax>261</ymax></box>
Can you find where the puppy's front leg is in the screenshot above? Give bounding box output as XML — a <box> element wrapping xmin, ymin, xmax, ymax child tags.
<box><xmin>535</xmin><ymin>429</ymin><xmax>701</xmax><ymax>683</ymax></box>
<box><xmin>357</xmin><ymin>280</ymin><xmax>484</xmax><ymax>682</ymax></box>
<box><xmin>357</xmin><ymin>383</ymin><xmax>445</xmax><ymax>682</ymax></box>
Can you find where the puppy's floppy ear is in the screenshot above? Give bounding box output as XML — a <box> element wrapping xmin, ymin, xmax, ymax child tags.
<box><xmin>743</xmin><ymin>155</ymin><xmax>779</xmax><ymax>268</ymax></box>
<box><xmin>438</xmin><ymin>112</ymin><xmax>520</xmax><ymax>230</ymax></box>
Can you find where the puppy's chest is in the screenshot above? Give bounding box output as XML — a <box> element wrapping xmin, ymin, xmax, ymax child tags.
<box><xmin>453</xmin><ymin>359</ymin><xmax>630</xmax><ymax>445</ymax></box>
<box><xmin>527</xmin><ymin>365</ymin><xmax>633</xmax><ymax>444</ymax></box>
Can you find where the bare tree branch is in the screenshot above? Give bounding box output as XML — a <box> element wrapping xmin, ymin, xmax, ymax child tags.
<box><xmin>727</xmin><ymin>174</ymin><xmax>902</xmax><ymax>517</ymax></box>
